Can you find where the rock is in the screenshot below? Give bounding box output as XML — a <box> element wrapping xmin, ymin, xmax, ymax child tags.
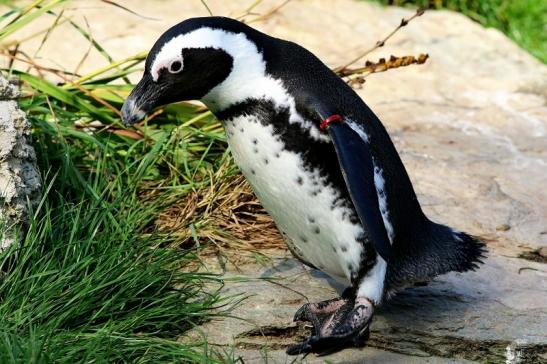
<box><xmin>0</xmin><ymin>72</ymin><xmax>41</xmax><ymax>249</ymax></box>
<box><xmin>0</xmin><ymin>76</ymin><xmax>20</xmax><ymax>100</ymax></box>
<box><xmin>187</xmin><ymin>251</ymin><xmax>546</xmax><ymax>363</ymax></box>
<box><xmin>496</xmin><ymin>224</ymin><xmax>511</xmax><ymax>231</ymax></box>
<box><xmin>3</xmin><ymin>0</ymin><xmax>546</xmax><ymax>362</ymax></box>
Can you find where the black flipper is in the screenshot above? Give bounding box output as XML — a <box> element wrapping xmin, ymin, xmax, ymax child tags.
<box><xmin>300</xmin><ymin>93</ymin><xmax>484</xmax><ymax>289</ymax></box>
<box><xmin>327</xmin><ymin>122</ymin><xmax>391</xmax><ymax>262</ymax></box>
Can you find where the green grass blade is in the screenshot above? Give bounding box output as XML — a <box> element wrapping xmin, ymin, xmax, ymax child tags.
<box><xmin>0</xmin><ymin>0</ymin><xmax>68</xmax><ymax>41</ymax></box>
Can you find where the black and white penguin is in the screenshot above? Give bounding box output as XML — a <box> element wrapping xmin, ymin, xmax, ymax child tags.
<box><xmin>121</xmin><ymin>17</ymin><xmax>485</xmax><ymax>355</ymax></box>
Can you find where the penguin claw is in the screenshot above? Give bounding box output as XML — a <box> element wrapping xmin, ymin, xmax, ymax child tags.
<box><xmin>287</xmin><ymin>297</ymin><xmax>374</xmax><ymax>355</ymax></box>
<box><xmin>286</xmin><ymin>341</ymin><xmax>312</xmax><ymax>355</ymax></box>
<box><xmin>293</xmin><ymin>303</ymin><xmax>310</xmax><ymax>322</ymax></box>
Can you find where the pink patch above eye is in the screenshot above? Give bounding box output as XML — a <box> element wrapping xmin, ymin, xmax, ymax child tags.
<box><xmin>151</xmin><ymin>57</ymin><xmax>184</xmax><ymax>81</ymax></box>
<box><xmin>151</xmin><ymin>59</ymin><xmax>171</xmax><ymax>81</ymax></box>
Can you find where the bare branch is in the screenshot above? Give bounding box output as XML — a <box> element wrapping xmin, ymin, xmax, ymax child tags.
<box><xmin>335</xmin><ymin>7</ymin><xmax>426</xmax><ymax>73</ymax></box>
<box><xmin>338</xmin><ymin>54</ymin><xmax>429</xmax><ymax>87</ymax></box>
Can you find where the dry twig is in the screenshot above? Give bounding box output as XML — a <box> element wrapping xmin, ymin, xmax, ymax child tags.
<box><xmin>335</xmin><ymin>7</ymin><xmax>426</xmax><ymax>73</ymax></box>
<box><xmin>236</xmin><ymin>0</ymin><xmax>293</xmax><ymax>24</ymax></box>
<box><xmin>340</xmin><ymin>53</ymin><xmax>429</xmax><ymax>87</ymax></box>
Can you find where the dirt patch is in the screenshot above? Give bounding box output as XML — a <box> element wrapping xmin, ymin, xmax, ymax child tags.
<box><xmin>519</xmin><ymin>248</ymin><xmax>547</xmax><ymax>264</ymax></box>
<box><xmin>236</xmin><ymin>324</ymin><xmax>310</xmax><ymax>350</ymax></box>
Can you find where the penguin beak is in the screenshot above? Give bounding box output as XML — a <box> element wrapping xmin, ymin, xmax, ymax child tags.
<box><xmin>121</xmin><ymin>74</ymin><xmax>162</xmax><ymax>126</ymax></box>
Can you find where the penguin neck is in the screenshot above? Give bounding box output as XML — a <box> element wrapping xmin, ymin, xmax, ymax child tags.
<box><xmin>201</xmin><ymin>75</ymin><xmax>291</xmax><ymax>113</ymax></box>
<box><xmin>202</xmin><ymin>76</ymin><xmax>329</xmax><ymax>142</ymax></box>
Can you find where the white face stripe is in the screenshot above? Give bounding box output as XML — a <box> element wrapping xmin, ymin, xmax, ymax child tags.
<box><xmin>150</xmin><ymin>27</ymin><xmax>266</xmax><ymax>101</ymax></box>
<box><xmin>150</xmin><ymin>27</ymin><xmax>329</xmax><ymax>142</ymax></box>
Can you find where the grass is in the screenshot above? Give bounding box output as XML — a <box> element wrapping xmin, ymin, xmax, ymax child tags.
<box><xmin>0</xmin><ymin>1</ymin><xmax>241</xmax><ymax>362</ymax></box>
<box><xmin>368</xmin><ymin>0</ymin><xmax>547</xmax><ymax>63</ymax></box>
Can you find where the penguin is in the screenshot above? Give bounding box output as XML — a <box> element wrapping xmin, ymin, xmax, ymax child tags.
<box><xmin>121</xmin><ymin>17</ymin><xmax>485</xmax><ymax>355</ymax></box>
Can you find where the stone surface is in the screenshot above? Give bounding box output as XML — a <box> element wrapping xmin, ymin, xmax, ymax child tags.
<box><xmin>0</xmin><ymin>72</ymin><xmax>41</xmax><ymax>248</ymax></box>
<box><xmin>2</xmin><ymin>0</ymin><xmax>546</xmax><ymax>362</ymax></box>
<box><xmin>0</xmin><ymin>75</ymin><xmax>20</xmax><ymax>100</ymax></box>
<box><xmin>187</xmin><ymin>250</ymin><xmax>546</xmax><ymax>363</ymax></box>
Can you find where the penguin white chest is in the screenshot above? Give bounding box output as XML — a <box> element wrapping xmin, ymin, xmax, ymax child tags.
<box><xmin>223</xmin><ymin>114</ymin><xmax>366</xmax><ymax>284</ymax></box>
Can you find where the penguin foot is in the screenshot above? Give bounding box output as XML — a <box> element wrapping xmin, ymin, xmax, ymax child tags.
<box><xmin>287</xmin><ymin>296</ymin><xmax>374</xmax><ymax>355</ymax></box>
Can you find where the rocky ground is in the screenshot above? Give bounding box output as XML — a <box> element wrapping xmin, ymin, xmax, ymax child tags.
<box><xmin>3</xmin><ymin>0</ymin><xmax>546</xmax><ymax>362</ymax></box>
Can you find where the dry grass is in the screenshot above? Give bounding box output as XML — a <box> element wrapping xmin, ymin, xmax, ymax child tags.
<box><xmin>154</xmin><ymin>161</ymin><xmax>285</xmax><ymax>261</ymax></box>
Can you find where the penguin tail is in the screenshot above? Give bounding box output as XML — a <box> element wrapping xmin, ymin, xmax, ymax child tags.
<box><xmin>386</xmin><ymin>220</ymin><xmax>487</xmax><ymax>290</ymax></box>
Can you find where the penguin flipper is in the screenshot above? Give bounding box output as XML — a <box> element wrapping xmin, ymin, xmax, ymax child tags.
<box><xmin>327</xmin><ymin>121</ymin><xmax>391</xmax><ymax>262</ymax></box>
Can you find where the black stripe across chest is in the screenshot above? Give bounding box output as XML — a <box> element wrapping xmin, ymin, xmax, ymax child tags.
<box><xmin>217</xmin><ymin>99</ymin><xmax>346</xmax><ymax>196</ymax></box>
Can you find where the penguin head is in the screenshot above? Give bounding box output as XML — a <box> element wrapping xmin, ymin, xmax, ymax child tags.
<box><xmin>122</xmin><ymin>17</ymin><xmax>269</xmax><ymax>126</ymax></box>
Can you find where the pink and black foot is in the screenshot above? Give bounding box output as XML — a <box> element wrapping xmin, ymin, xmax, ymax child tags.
<box><xmin>287</xmin><ymin>296</ymin><xmax>374</xmax><ymax>355</ymax></box>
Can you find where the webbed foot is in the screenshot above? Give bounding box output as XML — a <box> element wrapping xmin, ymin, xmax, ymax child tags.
<box><xmin>287</xmin><ymin>296</ymin><xmax>374</xmax><ymax>355</ymax></box>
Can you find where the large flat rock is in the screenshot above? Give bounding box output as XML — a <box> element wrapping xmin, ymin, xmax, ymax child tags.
<box><xmin>3</xmin><ymin>0</ymin><xmax>546</xmax><ymax>362</ymax></box>
<box><xmin>188</xmin><ymin>249</ymin><xmax>545</xmax><ymax>363</ymax></box>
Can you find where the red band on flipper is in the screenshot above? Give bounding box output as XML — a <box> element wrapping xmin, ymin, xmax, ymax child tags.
<box><xmin>320</xmin><ymin>114</ymin><xmax>343</xmax><ymax>131</ymax></box>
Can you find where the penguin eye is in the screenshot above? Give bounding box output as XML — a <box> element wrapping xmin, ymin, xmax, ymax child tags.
<box><xmin>168</xmin><ymin>59</ymin><xmax>183</xmax><ymax>74</ymax></box>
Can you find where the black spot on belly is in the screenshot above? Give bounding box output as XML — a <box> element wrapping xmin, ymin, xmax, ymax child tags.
<box><xmin>250</xmin><ymin>168</ymin><xmax>256</xmax><ymax>175</ymax></box>
<box><xmin>313</xmin><ymin>226</ymin><xmax>320</xmax><ymax>234</ymax></box>
<box><xmin>253</xmin><ymin>147</ymin><xmax>259</xmax><ymax>154</ymax></box>
<box><xmin>341</xmin><ymin>245</ymin><xmax>348</xmax><ymax>252</ymax></box>
<box><xmin>296</xmin><ymin>176</ymin><xmax>303</xmax><ymax>185</ymax></box>
<box><xmin>299</xmin><ymin>236</ymin><xmax>308</xmax><ymax>243</ymax></box>
<box><xmin>349</xmin><ymin>265</ymin><xmax>357</xmax><ymax>282</ymax></box>
<box><xmin>240</xmin><ymin>128</ymin><xmax>244</xmax><ymax>132</ymax></box>
<box><xmin>264</xmin><ymin>158</ymin><xmax>269</xmax><ymax>164</ymax></box>
<box><xmin>308</xmin><ymin>216</ymin><xmax>315</xmax><ymax>223</ymax></box>
<box><xmin>275</xmin><ymin>153</ymin><xmax>280</xmax><ymax>158</ymax></box>
<box><xmin>252</xmin><ymin>138</ymin><xmax>258</xmax><ymax>144</ymax></box>
<box><xmin>217</xmin><ymin>99</ymin><xmax>356</xmax><ymax>218</ymax></box>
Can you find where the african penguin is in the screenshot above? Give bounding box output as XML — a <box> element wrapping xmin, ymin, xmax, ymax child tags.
<box><xmin>121</xmin><ymin>16</ymin><xmax>485</xmax><ymax>355</ymax></box>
